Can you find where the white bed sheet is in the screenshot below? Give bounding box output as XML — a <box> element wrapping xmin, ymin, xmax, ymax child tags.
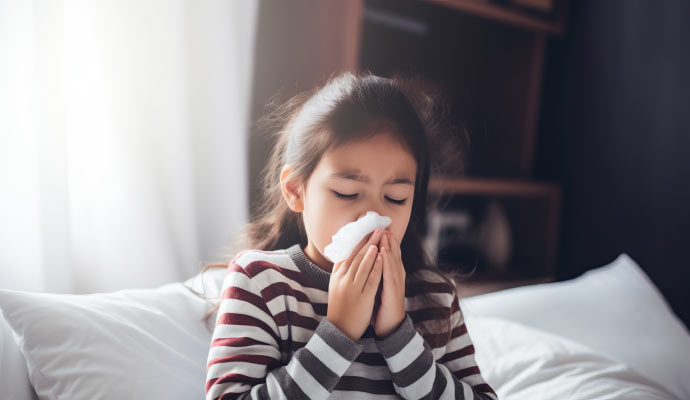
<box><xmin>0</xmin><ymin>312</ymin><xmax>36</xmax><ymax>400</ymax></box>
<box><xmin>462</xmin><ymin>253</ymin><xmax>690</xmax><ymax>400</ymax></box>
<box><xmin>1</xmin><ymin>254</ymin><xmax>687</xmax><ymax>399</ymax></box>
<box><xmin>467</xmin><ymin>315</ymin><xmax>678</xmax><ymax>399</ymax></box>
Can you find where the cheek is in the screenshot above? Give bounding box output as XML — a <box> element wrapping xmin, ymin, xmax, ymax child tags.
<box><xmin>302</xmin><ymin>190</ymin><xmax>333</xmax><ymax>247</ymax></box>
<box><xmin>304</xmin><ymin>200</ymin><xmax>352</xmax><ymax>251</ymax></box>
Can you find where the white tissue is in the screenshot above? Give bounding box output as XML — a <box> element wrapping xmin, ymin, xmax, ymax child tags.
<box><xmin>324</xmin><ymin>211</ymin><xmax>392</xmax><ymax>263</ymax></box>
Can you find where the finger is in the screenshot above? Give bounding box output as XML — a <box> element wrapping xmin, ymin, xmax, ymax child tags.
<box><xmin>381</xmin><ymin>228</ymin><xmax>390</xmax><ymax>247</ymax></box>
<box><xmin>388</xmin><ymin>229</ymin><xmax>401</xmax><ymax>259</ymax></box>
<box><xmin>348</xmin><ymin>228</ymin><xmax>380</xmax><ymax>272</ymax></box>
<box><xmin>346</xmin><ymin>228</ymin><xmax>383</xmax><ymax>280</ymax></box>
<box><xmin>384</xmin><ymin>231</ymin><xmax>397</xmax><ymax>266</ymax></box>
<box><xmin>381</xmin><ymin>235</ymin><xmax>402</xmax><ymax>284</ymax></box>
<box><xmin>364</xmin><ymin>252</ymin><xmax>383</xmax><ymax>293</ymax></box>
<box><xmin>354</xmin><ymin>244</ymin><xmax>379</xmax><ymax>289</ymax></box>
<box><xmin>341</xmin><ymin>229</ymin><xmax>377</xmax><ymax>275</ymax></box>
<box><xmin>380</xmin><ymin>235</ymin><xmax>391</xmax><ymax>275</ymax></box>
<box><xmin>387</xmin><ymin>249</ymin><xmax>403</xmax><ymax>286</ymax></box>
<box><xmin>338</xmin><ymin>234</ymin><xmax>368</xmax><ymax>277</ymax></box>
<box><xmin>381</xmin><ymin>228</ymin><xmax>390</xmax><ymax>250</ymax></box>
<box><xmin>381</xmin><ymin>247</ymin><xmax>391</xmax><ymax>283</ymax></box>
<box><xmin>332</xmin><ymin>259</ymin><xmax>343</xmax><ymax>275</ymax></box>
<box><xmin>386</xmin><ymin>228</ymin><xmax>395</xmax><ymax>250</ymax></box>
<box><xmin>377</xmin><ymin>228</ymin><xmax>388</xmax><ymax>248</ymax></box>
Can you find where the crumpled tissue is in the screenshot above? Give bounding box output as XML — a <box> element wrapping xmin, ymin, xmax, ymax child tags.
<box><xmin>324</xmin><ymin>211</ymin><xmax>392</xmax><ymax>263</ymax></box>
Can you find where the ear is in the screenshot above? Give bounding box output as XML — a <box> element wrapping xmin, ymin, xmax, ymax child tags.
<box><xmin>280</xmin><ymin>164</ymin><xmax>304</xmax><ymax>213</ymax></box>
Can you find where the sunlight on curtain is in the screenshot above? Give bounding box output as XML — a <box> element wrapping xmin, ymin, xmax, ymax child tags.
<box><xmin>0</xmin><ymin>0</ymin><xmax>257</xmax><ymax>293</ymax></box>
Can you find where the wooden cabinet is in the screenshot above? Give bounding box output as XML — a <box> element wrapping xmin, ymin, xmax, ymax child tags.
<box><xmin>250</xmin><ymin>0</ymin><xmax>567</xmax><ymax>293</ymax></box>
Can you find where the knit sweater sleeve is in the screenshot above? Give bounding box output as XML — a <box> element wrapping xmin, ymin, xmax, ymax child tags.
<box><xmin>205</xmin><ymin>261</ymin><xmax>363</xmax><ymax>400</ymax></box>
<box><xmin>374</xmin><ymin>294</ymin><xmax>498</xmax><ymax>400</ymax></box>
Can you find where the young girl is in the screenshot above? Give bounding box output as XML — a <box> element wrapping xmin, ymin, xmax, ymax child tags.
<box><xmin>200</xmin><ymin>72</ymin><xmax>497</xmax><ymax>399</ymax></box>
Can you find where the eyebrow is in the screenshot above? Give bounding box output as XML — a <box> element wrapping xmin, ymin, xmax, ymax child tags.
<box><xmin>330</xmin><ymin>171</ymin><xmax>415</xmax><ymax>186</ymax></box>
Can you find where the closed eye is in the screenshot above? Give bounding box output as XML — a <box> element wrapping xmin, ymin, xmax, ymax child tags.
<box><xmin>386</xmin><ymin>197</ymin><xmax>407</xmax><ymax>205</ymax></box>
<box><xmin>332</xmin><ymin>191</ymin><xmax>407</xmax><ymax>205</ymax></box>
<box><xmin>332</xmin><ymin>190</ymin><xmax>358</xmax><ymax>200</ymax></box>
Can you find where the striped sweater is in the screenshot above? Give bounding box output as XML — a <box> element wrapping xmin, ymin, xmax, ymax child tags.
<box><xmin>205</xmin><ymin>244</ymin><xmax>497</xmax><ymax>399</ymax></box>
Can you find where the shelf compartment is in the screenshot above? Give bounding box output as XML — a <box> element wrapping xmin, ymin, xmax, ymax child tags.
<box><xmin>425</xmin><ymin>176</ymin><xmax>562</xmax><ymax>284</ymax></box>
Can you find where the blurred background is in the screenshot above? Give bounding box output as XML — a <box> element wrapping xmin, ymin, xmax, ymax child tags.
<box><xmin>1</xmin><ymin>0</ymin><xmax>688</xmax><ymax>327</ymax></box>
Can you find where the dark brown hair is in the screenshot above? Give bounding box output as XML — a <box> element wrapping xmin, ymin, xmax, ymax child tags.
<box><xmin>186</xmin><ymin>70</ymin><xmax>470</xmax><ymax>345</ymax></box>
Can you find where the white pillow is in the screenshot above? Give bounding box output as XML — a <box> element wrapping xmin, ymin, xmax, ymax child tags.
<box><xmin>466</xmin><ymin>315</ymin><xmax>679</xmax><ymax>400</ymax></box>
<box><xmin>0</xmin><ymin>267</ymin><xmax>226</xmax><ymax>400</ymax></box>
<box><xmin>0</xmin><ymin>312</ymin><xmax>36</xmax><ymax>400</ymax></box>
<box><xmin>461</xmin><ymin>254</ymin><xmax>690</xmax><ymax>400</ymax></box>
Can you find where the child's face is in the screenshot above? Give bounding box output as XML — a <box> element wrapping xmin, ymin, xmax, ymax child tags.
<box><xmin>300</xmin><ymin>130</ymin><xmax>417</xmax><ymax>270</ymax></box>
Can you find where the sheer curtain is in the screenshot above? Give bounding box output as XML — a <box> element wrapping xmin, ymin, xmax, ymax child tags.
<box><xmin>0</xmin><ymin>0</ymin><xmax>257</xmax><ymax>293</ymax></box>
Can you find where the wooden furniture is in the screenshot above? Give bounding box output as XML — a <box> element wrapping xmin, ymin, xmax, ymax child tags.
<box><xmin>250</xmin><ymin>0</ymin><xmax>567</xmax><ymax>295</ymax></box>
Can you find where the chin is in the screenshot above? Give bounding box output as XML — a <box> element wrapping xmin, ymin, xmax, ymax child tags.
<box><xmin>315</xmin><ymin>245</ymin><xmax>334</xmax><ymax>264</ymax></box>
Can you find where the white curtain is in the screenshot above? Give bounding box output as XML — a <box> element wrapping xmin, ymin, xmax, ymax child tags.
<box><xmin>0</xmin><ymin>0</ymin><xmax>257</xmax><ymax>294</ymax></box>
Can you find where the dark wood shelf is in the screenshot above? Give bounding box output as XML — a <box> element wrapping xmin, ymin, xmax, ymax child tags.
<box><xmin>429</xmin><ymin>176</ymin><xmax>561</xmax><ymax>198</ymax></box>
<box><xmin>456</xmin><ymin>275</ymin><xmax>553</xmax><ymax>297</ymax></box>
<box><xmin>450</xmin><ymin>262</ymin><xmax>555</xmax><ymax>297</ymax></box>
<box><xmin>461</xmin><ymin>264</ymin><xmax>554</xmax><ymax>281</ymax></box>
<box><xmin>250</xmin><ymin>0</ymin><xmax>567</xmax><ymax>287</ymax></box>
<box><xmin>427</xmin><ymin>177</ymin><xmax>562</xmax><ymax>281</ymax></box>
<box><xmin>425</xmin><ymin>0</ymin><xmax>565</xmax><ymax>35</ymax></box>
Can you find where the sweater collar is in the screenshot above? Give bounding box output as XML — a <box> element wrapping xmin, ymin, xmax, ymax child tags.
<box><xmin>284</xmin><ymin>244</ymin><xmax>331</xmax><ymax>291</ymax></box>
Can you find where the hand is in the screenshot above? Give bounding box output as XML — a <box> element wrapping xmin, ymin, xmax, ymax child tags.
<box><xmin>327</xmin><ymin>228</ymin><xmax>384</xmax><ymax>341</ymax></box>
<box><xmin>373</xmin><ymin>227</ymin><xmax>406</xmax><ymax>338</ymax></box>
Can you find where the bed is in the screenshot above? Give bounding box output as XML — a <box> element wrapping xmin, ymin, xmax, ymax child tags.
<box><xmin>1</xmin><ymin>253</ymin><xmax>688</xmax><ymax>399</ymax></box>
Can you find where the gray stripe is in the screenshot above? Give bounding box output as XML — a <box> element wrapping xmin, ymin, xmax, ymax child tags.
<box><xmin>294</xmin><ymin>346</ymin><xmax>340</xmax><ymax>390</ymax></box>
<box><xmin>391</xmin><ymin>340</ymin><xmax>434</xmax><ymax>387</ymax></box>
<box><xmin>419</xmin><ymin>364</ymin><xmax>450</xmax><ymax>400</ymax></box>
<box><xmin>314</xmin><ymin>318</ymin><xmax>364</xmax><ymax>361</ymax></box>
<box><xmin>455</xmin><ymin>377</ymin><xmax>467</xmax><ymax>399</ymax></box>
<box><xmin>269</xmin><ymin>366</ymin><xmax>310</xmax><ymax>400</ymax></box>
<box><xmin>284</xmin><ymin>244</ymin><xmax>330</xmax><ymax>290</ymax></box>
<box><xmin>334</xmin><ymin>376</ymin><xmax>398</xmax><ymax>395</ymax></box>
<box><xmin>256</xmin><ymin>384</ymin><xmax>268</xmax><ymax>399</ymax></box>
<box><xmin>453</xmin><ymin>372</ymin><xmax>494</xmax><ymax>400</ymax></box>
<box><xmin>375</xmin><ymin>314</ymin><xmax>417</xmax><ymax>358</ymax></box>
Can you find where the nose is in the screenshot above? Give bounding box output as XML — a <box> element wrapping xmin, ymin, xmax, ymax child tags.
<box><xmin>356</xmin><ymin>209</ymin><xmax>389</xmax><ymax>222</ymax></box>
<box><xmin>357</xmin><ymin>210</ymin><xmax>380</xmax><ymax>221</ymax></box>
<box><xmin>355</xmin><ymin>197</ymin><xmax>390</xmax><ymax>223</ymax></box>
